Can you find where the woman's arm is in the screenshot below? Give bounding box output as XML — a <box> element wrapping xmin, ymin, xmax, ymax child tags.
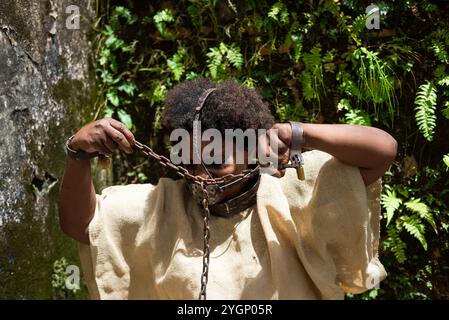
<box><xmin>270</xmin><ymin>123</ymin><xmax>397</xmax><ymax>185</ymax></box>
<box><xmin>302</xmin><ymin>124</ymin><xmax>397</xmax><ymax>186</ymax></box>
<box><xmin>59</xmin><ymin>118</ymin><xmax>134</xmax><ymax>244</ymax></box>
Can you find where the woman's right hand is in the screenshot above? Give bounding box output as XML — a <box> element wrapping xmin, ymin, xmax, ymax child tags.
<box><xmin>69</xmin><ymin>118</ymin><xmax>135</xmax><ymax>156</ymax></box>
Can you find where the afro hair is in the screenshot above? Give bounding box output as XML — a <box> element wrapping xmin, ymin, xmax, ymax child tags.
<box><xmin>162</xmin><ymin>78</ymin><xmax>275</xmax><ymax>133</ymax></box>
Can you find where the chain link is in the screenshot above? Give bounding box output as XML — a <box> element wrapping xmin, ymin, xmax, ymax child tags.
<box><xmin>134</xmin><ymin>141</ymin><xmax>257</xmax><ymax>186</ymax></box>
<box><xmin>133</xmin><ymin>140</ymin><xmax>258</xmax><ymax>300</ymax></box>
<box><xmin>199</xmin><ymin>187</ymin><xmax>211</xmax><ymax>300</ymax></box>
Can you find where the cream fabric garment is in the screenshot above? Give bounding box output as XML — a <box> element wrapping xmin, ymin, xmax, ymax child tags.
<box><xmin>79</xmin><ymin>149</ymin><xmax>386</xmax><ymax>300</ymax></box>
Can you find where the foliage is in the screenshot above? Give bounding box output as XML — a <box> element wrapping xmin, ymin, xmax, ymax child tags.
<box><xmin>93</xmin><ymin>0</ymin><xmax>449</xmax><ymax>299</ymax></box>
<box><xmin>206</xmin><ymin>43</ymin><xmax>243</xmax><ymax>79</ymax></box>
<box><xmin>51</xmin><ymin>257</ymin><xmax>81</xmax><ymax>300</ymax></box>
<box><xmin>414</xmin><ymin>81</ymin><xmax>437</xmax><ymax>141</ymax></box>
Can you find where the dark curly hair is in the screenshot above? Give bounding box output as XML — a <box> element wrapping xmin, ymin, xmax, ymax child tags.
<box><xmin>162</xmin><ymin>78</ymin><xmax>275</xmax><ymax>133</ymax></box>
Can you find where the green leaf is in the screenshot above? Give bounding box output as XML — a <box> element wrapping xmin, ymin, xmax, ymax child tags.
<box><xmin>381</xmin><ymin>189</ymin><xmax>402</xmax><ymax>226</ymax></box>
<box><xmin>414</xmin><ymin>81</ymin><xmax>437</xmax><ymax>141</ymax></box>
<box><xmin>138</xmin><ymin>172</ymin><xmax>148</xmax><ymax>182</ymax></box>
<box><xmin>106</xmin><ymin>90</ymin><xmax>120</xmax><ymax>107</ymax></box>
<box><xmin>301</xmin><ymin>46</ymin><xmax>324</xmax><ymax>103</ymax></box>
<box><xmin>206</xmin><ymin>43</ymin><xmax>243</xmax><ymax>80</ymax></box>
<box><xmin>268</xmin><ymin>1</ymin><xmax>289</xmax><ymax>25</ymax></box>
<box><xmin>431</xmin><ymin>39</ymin><xmax>449</xmax><ymax>64</ymax></box>
<box><xmin>443</xmin><ymin>154</ymin><xmax>449</xmax><ymax>169</ymax></box>
<box><xmin>437</xmin><ymin>75</ymin><xmax>449</xmax><ymax>87</ymax></box>
<box><xmin>104</xmin><ymin>107</ymin><xmax>114</xmax><ymax>118</ymax></box>
<box><xmin>167</xmin><ymin>48</ymin><xmax>186</xmax><ymax>81</ymax></box>
<box><xmin>149</xmin><ymin>83</ymin><xmax>167</xmax><ymax>106</ymax></box>
<box><xmin>405</xmin><ymin>198</ymin><xmax>437</xmax><ymax>234</ymax></box>
<box><xmin>344</xmin><ymin>108</ymin><xmax>371</xmax><ymax>126</ymax></box>
<box><xmin>117</xmin><ymin>109</ymin><xmax>133</xmax><ymax>130</ymax></box>
<box><xmin>113</xmin><ymin>6</ymin><xmax>137</xmax><ymax>25</ymax></box>
<box><xmin>337</xmin><ymin>98</ymin><xmax>351</xmax><ymax>111</ymax></box>
<box><xmin>401</xmin><ymin>215</ymin><xmax>427</xmax><ymax>250</ymax></box>
<box><xmin>387</xmin><ymin>225</ymin><xmax>407</xmax><ymax>263</ymax></box>
<box><xmin>118</xmin><ymin>81</ymin><xmax>137</xmax><ymax>96</ymax></box>
<box><xmin>226</xmin><ymin>44</ymin><xmax>244</xmax><ymax>69</ymax></box>
<box><xmin>154</xmin><ymin>9</ymin><xmax>174</xmax><ymax>24</ymax></box>
<box><xmin>153</xmin><ymin>9</ymin><xmax>175</xmax><ymax>40</ymax></box>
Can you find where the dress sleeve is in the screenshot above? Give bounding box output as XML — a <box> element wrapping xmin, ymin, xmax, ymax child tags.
<box><xmin>282</xmin><ymin>150</ymin><xmax>387</xmax><ymax>297</ymax></box>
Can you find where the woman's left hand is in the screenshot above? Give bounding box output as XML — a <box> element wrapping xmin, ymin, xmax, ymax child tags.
<box><xmin>261</xmin><ymin>123</ymin><xmax>293</xmax><ymax>178</ymax></box>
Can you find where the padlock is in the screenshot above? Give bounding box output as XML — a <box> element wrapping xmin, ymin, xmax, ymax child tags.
<box><xmin>296</xmin><ymin>165</ymin><xmax>305</xmax><ymax>180</ymax></box>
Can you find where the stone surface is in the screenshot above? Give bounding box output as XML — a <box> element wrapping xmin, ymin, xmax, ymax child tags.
<box><xmin>0</xmin><ymin>0</ymin><xmax>100</xmax><ymax>298</ymax></box>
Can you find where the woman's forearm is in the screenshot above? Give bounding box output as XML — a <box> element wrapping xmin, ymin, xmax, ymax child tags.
<box><xmin>302</xmin><ymin>123</ymin><xmax>397</xmax><ymax>170</ymax></box>
<box><xmin>58</xmin><ymin>157</ymin><xmax>96</xmax><ymax>244</ymax></box>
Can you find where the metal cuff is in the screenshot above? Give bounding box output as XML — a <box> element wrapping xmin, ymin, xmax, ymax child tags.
<box><xmin>288</xmin><ymin>121</ymin><xmax>305</xmax><ymax>180</ymax></box>
<box><xmin>66</xmin><ymin>135</ymin><xmax>99</xmax><ymax>160</ymax></box>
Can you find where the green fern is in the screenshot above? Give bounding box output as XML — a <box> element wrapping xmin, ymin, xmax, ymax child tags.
<box><xmin>351</xmin><ymin>14</ymin><xmax>367</xmax><ymax>36</ymax></box>
<box><xmin>206</xmin><ymin>47</ymin><xmax>222</xmax><ymax>79</ymax></box>
<box><xmin>400</xmin><ymin>215</ymin><xmax>428</xmax><ymax>251</ymax></box>
<box><xmin>414</xmin><ymin>81</ymin><xmax>437</xmax><ymax>141</ymax></box>
<box><xmin>301</xmin><ymin>46</ymin><xmax>324</xmax><ymax>104</ymax></box>
<box><xmin>405</xmin><ymin>199</ymin><xmax>437</xmax><ymax>234</ymax></box>
<box><xmin>344</xmin><ymin>109</ymin><xmax>371</xmax><ymax>126</ymax></box>
<box><xmin>337</xmin><ymin>98</ymin><xmax>351</xmax><ymax>111</ymax></box>
<box><xmin>387</xmin><ymin>225</ymin><xmax>407</xmax><ymax>263</ymax></box>
<box><xmin>206</xmin><ymin>43</ymin><xmax>243</xmax><ymax>80</ymax></box>
<box><xmin>354</xmin><ymin>47</ymin><xmax>397</xmax><ymax>121</ymax></box>
<box><xmin>167</xmin><ymin>48</ymin><xmax>186</xmax><ymax>81</ymax></box>
<box><xmin>153</xmin><ymin>9</ymin><xmax>175</xmax><ymax>40</ymax></box>
<box><xmin>443</xmin><ymin>154</ymin><xmax>449</xmax><ymax>170</ymax></box>
<box><xmin>431</xmin><ymin>40</ymin><xmax>449</xmax><ymax>64</ymax></box>
<box><xmin>301</xmin><ymin>72</ymin><xmax>315</xmax><ymax>101</ymax></box>
<box><xmin>337</xmin><ymin>98</ymin><xmax>371</xmax><ymax>126</ymax></box>
<box><xmin>381</xmin><ymin>188</ymin><xmax>402</xmax><ymax>226</ymax></box>
<box><xmin>268</xmin><ymin>1</ymin><xmax>289</xmax><ymax>25</ymax></box>
<box><xmin>226</xmin><ymin>44</ymin><xmax>244</xmax><ymax>69</ymax></box>
<box><xmin>437</xmin><ymin>75</ymin><xmax>449</xmax><ymax>87</ymax></box>
<box><xmin>110</xmin><ymin>6</ymin><xmax>137</xmax><ymax>28</ymax></box>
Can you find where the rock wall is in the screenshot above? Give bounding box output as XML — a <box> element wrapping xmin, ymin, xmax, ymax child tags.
<box><xmin>0</xmin><ymin>0</ymin><xmax>100</xmax><ymax>298</ymax></box>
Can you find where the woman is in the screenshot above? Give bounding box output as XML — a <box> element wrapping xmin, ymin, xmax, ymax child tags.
<box><xmin>59</xmin><ymin>78</ymin><xmax>397</xmax><ymax>299</ymax></box>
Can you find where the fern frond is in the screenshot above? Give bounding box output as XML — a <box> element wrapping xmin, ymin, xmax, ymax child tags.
<box><xmin>443</xmin><ymin>154</ymin><xmax>449</xmax><ymax>170</ymax></box>
<box><xmin>344</xmin><ymin>108</ymin><xmax>371</xmax><ymax>126</ymax></box>
<box><xmin>414</xmin><ymin>81</ymin><xmax>437</xmax><ymax>141</ymax></box>
<box><xmin>226</xmin><ymin>44</ymin><xmax>244</xmax><ymax>69</ymax></box>
<box><xmin>167</xmin><ymin>48</ymin><xmax>186</xmax><ymax>81</ymax></box>
<box><xmin>206</xmin><ymin>47</ymin><xmax>223</xmax><ymax>79</ymax></box>
<box><xmin>387</xmin><ymin>225</ymin><xmax>407</xmax><ymax>263</ymax></box>
<box><xmin>400</xmin><ymin>215</ymin><xmax>428</xmax><ymax>250</ymax></box>
<box><xmin>337</xmin><ymin>98</ymin><xmax>350</xmax><ymax>111</ymax></box>
<box><xmin>431</xmin><ymin>40</ymin><xmax>449</xmax><ymax>64</ymax></box>
<box><xmin>153</xmin><ymin>9</ymin><xmax>175</xmax><ymax>40</ymax></box>
<box><xmin>301</xmin><ymin>46</ymin><xmax>324</xmax><ymax>103</ymax></box>
<box><xmin>405</xmin><ymin>198</ymin><xmax>437</xmax><ymax>234</ymax></box>
<box><xmin>381</xmin><ymin>189</ymin><xmax>402</xmax><ymax>226</ymax></box>
<box><xmin>301</xmin><ymin>71</ymin><xmax>315</xmax><ymax>101</ymax></box>
<box><xmin>268</xmin><ymin>1</ymin><xmax>289</xmax><ymax>25</ymax></box>
<box><xmin>206</xmin><ymin>43</ymin><xmax>243</xmax><ymax>80</ymax></box>
<box><xmin>437</xmin><ymin>75</ymin><xmax>449</xmax><ymax>87</ymax></box>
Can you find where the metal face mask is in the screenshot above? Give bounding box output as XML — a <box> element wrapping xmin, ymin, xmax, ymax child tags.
<box><xmin>185</xmin><ymin>87</ymin><xmax>261</xmax><ymax>206</ymax></box>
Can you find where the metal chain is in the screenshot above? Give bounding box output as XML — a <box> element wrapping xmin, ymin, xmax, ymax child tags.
<box><xmin>133</xmin><ymin>140</ymin><xmax>258</xmax><ymax>300</ymax></box>
<box><xmin>134</xmin><ymin>141</ymin><xmax>257</xmax><ymax>186</ymax></box>
<box><xmin>199</xmin><ymin>186</ymin><xmax>211</xmax><ymax>300</ymax></box>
